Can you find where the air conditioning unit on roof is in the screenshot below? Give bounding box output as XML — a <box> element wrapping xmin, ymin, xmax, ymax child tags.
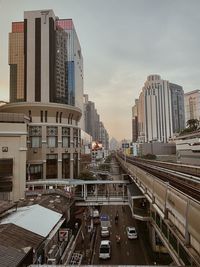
<box><xmin>47</xmin><ymin>258</ymin><xmax>56</xmax><ymax>265</ymax></box>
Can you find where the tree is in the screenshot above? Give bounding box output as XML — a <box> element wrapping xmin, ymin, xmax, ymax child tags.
<box><xmin>186</xmin><ymin>119</ymin><xmax>199</xmax><ymax>131</ymax></box>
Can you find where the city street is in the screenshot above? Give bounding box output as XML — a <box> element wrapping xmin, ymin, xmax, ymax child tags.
<box><xmin>92</xmin><ymin>205</ymin><xmax>150</xmax><ymax>265</ymax></box>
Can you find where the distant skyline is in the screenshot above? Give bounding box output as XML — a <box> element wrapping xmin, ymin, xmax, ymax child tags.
<box><xmin>1</xmin><ymin>0</ymin><xmax>200</xmax><ymax>140</ymax></box>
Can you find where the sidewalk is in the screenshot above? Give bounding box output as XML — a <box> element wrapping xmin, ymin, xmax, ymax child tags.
<box><xmin>73</xmin><ymin>211</ymin><xmax>96</xmax><ymax>264</ymax></box>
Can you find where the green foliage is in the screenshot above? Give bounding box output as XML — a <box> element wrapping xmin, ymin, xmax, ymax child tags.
<box><xmin>180</xmin><ymin>119</ymin><xmax>200</xmax><ymax>135</ymax></box>
<box><xmin>78</xmin><ymin>170</ymin><xmax>95</xmax><ymax>180</ymax></box>
<box><xmin>141</xmin><ymin>153</ymin><xmax>157</xmax><ymax>160</ymax></box>
<box><xmin>98</xmin><ymin>163</ymin><xmax>110</xmax><ymax>171</ymax></box>
<box><xmin>104</xmin><ymin>155</ymin><xmax>112</xmax><ymax>163</ymax></box>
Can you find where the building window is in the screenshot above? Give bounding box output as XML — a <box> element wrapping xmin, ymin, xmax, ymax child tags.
<box><xmin>62</xmin><ymin>127</ymin><xmax>70</xmax><ymax>148</ymax></box>
<box><xmin>47</xmin><ymin>126</ymin><xmax>58</xmax><ymax>147</ymax></box>
<box><xmin>73</xmin><ymin>128</ymin><xmax>78</xmax><ymax>148</ymax></box>
<box><xmin>56</xmin><ymin>111</ymin><xmax>59</xmax><ymax>123</ymax></box>
<box><xmin>45</xmin><ymin>110</ymin><xmax>47</xmax><ymax>122</ymax></box>
<box><xmin>73</xmin><ymin>153</ymin><xmax>78</xmax><ymax>178</ymax></box>
<box><xmin>40</xmin><ymin>110</ymin><xmax>43</xmax><ymax>122</ymax></box>
<box><xmin>27</xmin><ymin>164</ymin><xmax>43</xmax><ymax>180</ymax></box>
<box><xmin>68</xmin><ymin>113</ymin><xmax>71</xmax><ymax>124</ymax></box>
<box><xmin>29</xmin><ymin>126</ymin><xmax>42</xmax><ymax>148</ymax></box>
<box><xmin>29</xmin><ymin>110</ymin><xmax>32</xmax><ymax>122</ymax></box>
<box><xmin>60</xmin><ymin>112</ymin><xmax>62</xmax><ymax>123</ymax></box>
<box><xmin>46</xmin><ymin>154</ymin><xmax>58</xmax><ymax>179</ymax></box>
<box><xmin>62</xmin><ymin>153</ymin><xmax>70</xmax><ymax>178</ymax></box>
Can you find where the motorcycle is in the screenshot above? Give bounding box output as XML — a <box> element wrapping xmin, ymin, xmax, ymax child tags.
<box><xmin>116</xmin><ymin>234</ymin><xmax>121</xmax><ymax>243</ymax></box>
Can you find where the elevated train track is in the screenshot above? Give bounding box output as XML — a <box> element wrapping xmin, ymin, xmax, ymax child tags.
<box><xmin>132</xmin><ymin>157</ymin><xmax>200</xmax><ymax>177</ymax></box>
<box><xmin>116</xmin><ymin>154</ymin><xmax>200</xmax><ymax>266</ymax></box>
<box><xmin>120</xmin><ymin>155</ymin><xmax>200</xmax><ymax>202</ymax></box>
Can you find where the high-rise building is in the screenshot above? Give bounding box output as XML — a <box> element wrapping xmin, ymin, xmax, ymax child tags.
<box><xmin>170</xmin><ymin>83</ymin><xmax>185</xmax><ymax>133</ymax></box>
<box><xmin>99</xmin><ymin>121</ymin><xmax>109</xmax><ymax>150</ymax></box>
<box><xmin>9</xmin><ymin>21</ymin><xmax>25</xmax><ymax>102</ymax></box>
<box><xmin>134</xmin><ymin>75</ymin><xmax>173</xmax><ymax>143</ymax></box>
<box><xmin>84</xmin><ymin>94</ymin><xmax>109</xmax><ymax>145</ymax></box>
<box><xmin>57</xmin><ymin>19</ymin><xmax>84</xmax><ymax>129</ymax></box>
<box><xmin>132</xmin><ymin>99</ymin><xmax>138</xmax><ymax>142</ymax></box>
<box><xmin>0</xmin><ymin>10</ymin><xmax>83</xmax><ymax>201</ymax></box>
<box><xmin>184</xmin><ymin>89</ymin><xmax>200</xmax><ymax>123</ymax></box>
<box><xmin>143</xmin><ymin>75</ymin><xmax>173</xmax><ymax>143</ymax></box>
<box><xmin>133</xmin><ymin>75</ymin><xmax>184</xmax><ymax>144</ymax></box>
<box><xmin>9</xmin><ymin>11</ymin><xmax>83</xmax><ymax>110</ymax></box>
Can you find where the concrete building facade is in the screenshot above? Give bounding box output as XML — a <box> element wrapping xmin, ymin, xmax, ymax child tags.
<box><xmin>132</xmin><ymin>75</ymin><xmax>184</xmax><ymax>145</ymax></box>
<box><xmin>184</xmin><ymin>89</ymin><xmax>200</xmax><ymax>123</ymax></box>
<box><xmin>0</xmin><ymin>10</ymin><xmax>83</xmax><ymax>201</ymax></box>
<box><xmin>0</xmin><ymin>113</ymin><xmax>29</xmax><ymax>201</ymax></box>
<box><xmin>143</xmin><ymin>75</ymin><xmax>173</xmax><ymax>143</ymax></box>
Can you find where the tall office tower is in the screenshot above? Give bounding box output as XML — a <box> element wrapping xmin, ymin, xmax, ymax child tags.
<box><xmin>184</xmin><ymin>89</ymin><xmax>200</xmax><ymax>123</ymax></box>
<box><xmin>143</xmin><ymin>75</ymin><xmax>173</xmax><ymax>143</ymax></box>
<box><xmin>55</xmin><ymin>26</ymin><xmax>68</xmax><ymax>104</ymax></box>
<box><xmin>9</xmin><ymin>11</ymin><xmax>83</xmax><ymax>108</ymax></box>
<box><xmin>1</xmin><ymin>10</ymin><xmax>83</xmax><ymax>195</ymax></box>
<box><xmin>132</xmin><ymin>99</ymin><xmax>139</xmax><ymax>142</ymax></box>
<box><xmin>170</xmin><ymin>83</ymin><xmax>185</xmax><ymax>133</ymax></box>
<box><xmin>85</xmin><ymin>100</ymin><xmax>96</xmax><ymax>139</ymax></box>
<box><xmin>94</xmin><ymin>111</ymin><xmax>100</xmax><ymax>141</ymax></box>
<box><xmin>56</xmin><ymin>19</ymin><xmax>84</xmax><ymax>128</ymax></box>
<box><xmin>9</xmin><ymin>22</ymin><xmax>25</xmax><ymax>102</ymax></box>
<box><xmin>137</xmin><ymin>90</ymin><xmax>145</xmax><ymax>142</ymax></box>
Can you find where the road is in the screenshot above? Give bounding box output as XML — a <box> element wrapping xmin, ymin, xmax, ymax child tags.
<box><xmin>92</xmin><ymin>204</ymin><xmax>150</xmax><ymax>265</ymax></box>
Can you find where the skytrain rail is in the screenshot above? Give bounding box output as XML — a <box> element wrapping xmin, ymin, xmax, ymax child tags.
<box><xmin>119</xmin><ymin>154</ymin><xmax>200</xmax><ymax>202</ymax></box>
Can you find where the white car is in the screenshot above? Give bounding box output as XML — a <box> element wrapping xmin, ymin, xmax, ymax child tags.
<box><xmin>99</xmin><ymin>240</ymin><xmax>111</xmax><ymax>259</ymax></box>
<box><xmin>126</xmin><ymin>226</ymin><xmax>138</xmax><ymax>239</ymax></box>
<box><xmin>101</xmin><ymin>226</ymin><xmax>110</xmax><ymax>237</ymax></box>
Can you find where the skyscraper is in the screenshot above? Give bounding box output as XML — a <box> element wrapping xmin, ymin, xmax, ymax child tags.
<box><xmin>170</xmin><ymin>83</ymin><xmax>185</xmax><ymax>133</ymax></box>
<box><xmin>0</xmin><ymin>10</ymin><xmax>83</xmax><ymax>200</ymax></box>
<box><xmin>9</xmin><ymin>21</ymin><xmax>24</xmax><ymax>102</ymax></box>
<box><xmin>132</xmin><ymin>99</ymin><xmax>139</xmax><ymax>142</ymax></box>
<box><xmin>144</xmin><ymin>75</ymin><xmax>173</xmax><ymax>143</ymax></box>
<box><xmin>9</xmin><ymin>10</ymin><xmax>83</xmax><ymax>109</ymax></box>
<box><xmin>56</xmin><ymin>19</ymin><xmax>83</xmax><ymax>109</ymax></box>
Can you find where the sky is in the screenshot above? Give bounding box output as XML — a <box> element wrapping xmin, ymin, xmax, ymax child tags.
<box><xmin>1</xmin><ymin>0</ymin><xmax>200</xmax><ymax>141</ymax></box>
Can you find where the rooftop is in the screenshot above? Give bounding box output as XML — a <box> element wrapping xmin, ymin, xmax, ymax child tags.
<box><xmin>0</xmin><ymin>204</ymin><xmax>62</xmax><ymax>237</ymax></box>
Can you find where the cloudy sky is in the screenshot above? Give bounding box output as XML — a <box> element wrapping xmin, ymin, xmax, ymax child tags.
<box><xmin>0</xmin><ymin>0</ymin><xmax>200</xmax><ymax>140</ymax></box>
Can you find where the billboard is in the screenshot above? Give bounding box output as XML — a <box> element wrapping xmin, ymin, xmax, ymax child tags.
<box><xmin>92</xmin><ymin>141</ymin><xmax>103</xmax><ymax>151</ymax></box>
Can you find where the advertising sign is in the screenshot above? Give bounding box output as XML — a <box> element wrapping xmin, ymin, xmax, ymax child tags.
<box><xmin>59</xmin><ymin>228</ymin><xmax>69</xmax><ymax>242</ymax></box>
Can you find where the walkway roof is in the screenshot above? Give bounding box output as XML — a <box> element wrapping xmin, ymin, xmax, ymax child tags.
<box><xmin>26</xmin><ymin>178</ymin><xmax>129</xmax><ymax>186</ymax></box>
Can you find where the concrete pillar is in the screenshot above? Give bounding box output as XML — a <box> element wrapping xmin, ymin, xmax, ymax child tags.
<box><xmin>78</xmin><ymin>155</ymin><xmax>80</xmax><ymax>176</ymax></box>
<box><xmin>43</xmin><ymin>160</ymin><xmax>46</xmax><ymax>179</ymax></box>
<box><xmin>70</xmin><ymin>153</ymin><xmax>74</xmax><ymax>179</ymax></box>
<box><xmin>81</xmin><ymin>184</ymin><xmax>84</xmax><ymax>197</ymax></box>
<box><xmin>58</xmin><ymin>159</ymin><xmax>62</xmax><ymax>179</ymax></box>
<box><xmin>84</xmin><ymin>184</ymin><xmax>87</xmax><ymax>200</ymax></box>
<box><xmin>95</xmin><ymin>184</ymin><xmax>97</xmax><ymax>198</ymax></box>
